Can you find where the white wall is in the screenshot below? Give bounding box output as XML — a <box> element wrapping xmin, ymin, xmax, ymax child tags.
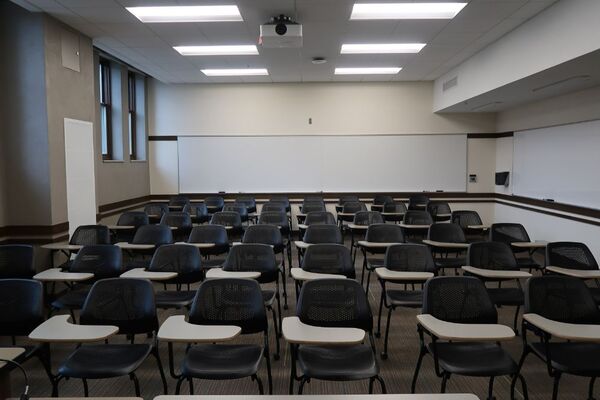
<box><xmin>433</xmin><ymin>0</ymin><xmax>600</xmax><ymax>111</ymax></box>
<box><xmin>467</xmin><ymin>138</ymin><xmax>496</xmax><ymax>193</ymax></box>
<box><xmin>495</xmin><ymin>136</ymin><xmax>513</xmax><ymax>195</ymax></box>
<box><xmin>149</xmin><ymin>140</ymin><xmax>178</xmax><ymax>195</ymax></box>
<box><xmin>148</xmin><ymin>81</ymin><xmax>495</xmax><ymax>136</ymax></box>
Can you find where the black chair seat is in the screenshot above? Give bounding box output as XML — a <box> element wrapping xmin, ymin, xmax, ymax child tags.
<box><xmin>366</xmin><ymin>257</ymin><xmax>385</xmax><ymax>270</ymax></box>
<box><xmin>386</xmin><ymin>290</ymin><xmax>423</xmax><ymax>307</ymax></box>
<box><xmin>487</xmin><ymin>287</ymin><xmax>524</xmax><ymax>306</ymax></box>
<box><xmin>155</xmin><ymin>290</ymin><xmax>196</xmax><ymax>308</ymax></box>
<box><xmin>434</xmin><ymin>257</ymin><xmax>466</xmax><ymax>270</ymax></box>
<box><xmin>297</xmin><ymin>345</ymin><xmax>378</xmax><ymax>381</ymax></box>
<box><xmin>58</xmin><ymin>344</ymin><xmax>152</xmax><ymax>379</ymax></box>
<box><xmin>530</xmin><ymin>342</ymin><xmax>600</xmax><ymax>376</ymax></box>
<box><xmin>182</xmin><ymin>344</ymin><xmax>263</xmax><ymax>379</ymax></box>
<box><xmin>428</xmin><ymin>342</ymin><xmax>517</xmax><ymax>377</ymax></box>
<box><xmin>201</xmin><ymin>258</ymin><xmax>226</xmax><ymax>269</ymax></box>
<box><xmin>515</xmin><ymin>257</ymin><xmax>540</xmax><ymax>269</ymax></box>
<box><xmin>51</xmin><ymin>288</ymin><xmax>90</xmax><ymax>310</ymax></box>
<box><xmin>262</xmin><ymin>289</ymin><xmax>275</xmax><ymax>306</ymax></box>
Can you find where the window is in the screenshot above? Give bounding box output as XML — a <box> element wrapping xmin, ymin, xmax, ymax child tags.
<box><xmin>127</xmin><ymin>71</ymin><xmax>137</xmax><ymax>160</ymax></box>
<box><xmin>99</xmin><ymin>59</ymin><xmax>112</xmax><ymax>159</ymax></box>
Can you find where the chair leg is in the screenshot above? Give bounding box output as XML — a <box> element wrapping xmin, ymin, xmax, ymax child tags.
<box><xmin>519</xmin><ymin>374</ymin><xmax>529</xmax><ymax>400</ymax></box>
<box><xmin>276</xmin><ymin>291</ymin><xmax>283</xmax><ymax>338</ymax></box>
<box><xmin>441</xmin><ymin>373</ymin><xmax>450</xmax><ymax>393</ymax></box>
<box><xmin>51</xmin><ymin>375</ymin><xmax>63</xmax><ymax>397</ymax></box>
<box><xmin>589</xmin><ymin>376</ymin><xmax>596</xmax><ymax>400</ymax></box>
<box><xmin>252</xmin><ymin>374</ymin><xmax>264</xmax><ymax>394</ymax></box>
<box><xmin>129</xmin><ymin>372</ymin><xmax>141</xmax><ymax>397</ymax></box>
<box><xmin>298</xmin><ymin>377</ymin><xmax>308</xmax><ymax>394</ymax></box>
<box><xmin>487</xmin><ymin>376</ymin><xmax>495</xmax><ymax>400</ymax></box>
<box><xmin>375</xmin><ymin>291</ymin><xmax>384</xmax><ymax>338</ymax></box>
<box><xmin>552</xmin><ymin>373</ymin><xmax>562</xmax><ymax>400</ymax></box>
<box><xmin>381</xmin><ymin>307</ymin><xmax>393</xmax><ymax>359</ymax></box>
<box><xmin>175</xmin><ymin>377</ymin><xmax>185</xmax><ymax>394</ymax></box>
<box><xmin>368</xmin><ymin>377</ymin><xmax>374</xmax><ymax>394</ymax></box>
<box><xmin>281</xmin><ymin>267</ymin><xmax>289</xmax><ymax>310</ymax></box>
<box><xmin>513</xmin><ymin>305</ymin><xmax>521</xmax><ymax>334</ymax></box>
<box><xmin>82</xmin><ymin>378</ymin><xmax>89</xmax><ymax>397</ymax></box>
<box><xmin>152</xmin><ymin>347</ymin><xmax>169</xmax><ymax>394</ymax></box>
<box><xmin>269</xmin><ymin>306</ymin><xmax>281</xmax><ymax>360</ymax></box>
<box><xmin>375</xmin><ymin>375</ymin><xmax>387</xmax><ymax>394</ymax></box>
<box><xmin>188</xmin><ymin>378</ymin><xmax>194</xmax><ymax>395</ymax></box>
<box><xmin>411</xmin><ymin>346</ymin><xmax>427</xmax><ymax>393</ymax></box>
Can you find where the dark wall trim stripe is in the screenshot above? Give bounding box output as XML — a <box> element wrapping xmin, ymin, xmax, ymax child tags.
<box><xmin>495</xmin><ymin>200</ymin><xmax>600</xmax><ymax>227</ymax></box>
<box><xmin>97</xmin><ymin>195</ymin><xmax>151</xmax><ymax>221</ymax></box>
<box><xmin>495</xmin><ymin>193</ymin><xmax>600</xmax><ymax>219</ymax></box>
<box><xmin>467</xmin><ymin>132</ymin><xmax>514</xmax><ymax>139</ymax></box>
<box><xmin>148</xmin><ymin>136</ymin><xmax>177</xmax><ymax>141</ymax></box>
<box><xmin>0</xmin><ymin>222</ymin><xmax>70</xmax><ymax>244</ymax></box>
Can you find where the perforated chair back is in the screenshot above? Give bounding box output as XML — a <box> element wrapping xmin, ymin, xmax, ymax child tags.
<box><xmin>70</xmin><ymin>225</ymin><xmax>111</xmax><ymax>245</ymax></box>
<box><xmin>373</xmin><ymin>195</ymin><xmax>393</xmax><ymax>206</ymax></box>
<box><xmin>338</xmin><ymin>195</ymin><xmax>359</xmax><ymax>206</ymax></box>
<box><xmin>422</xmin><ymin>276</ymin><xmax>497</xmax><ymax>324</ymax></box>
<box><xmin>490</xmin><ymin>223</ymin><xmax>531</xmax><ymax>244</ymax></box>
<box><xmin>0</xmin><ymin>245</ymin><xmax>35</xmax><ymax>279</ymax></box>
<box><xmin>261</xmin><ymin>202</ymin><xmax>287</xmax><ymax>213</ymax></box>
<box><xmin>525</xmin><ymin>276</ymin><xmax>600</xmax><ymax>324</ymax></box>
<box><xmin>160</xmin><ymin>212</ymin><xmax>193</xmax><ymax>229</ymax></box>
<box><xmin>189</xmin><ymin>279</ymin><xmax>267</xmax><ymax>334</ymax></box>
<box><xmin>303</xmin><ymin>225</ymin><xmax>343</xmax><ymax>244</ymax></box>
<box><xmin>383</xmin><ymin>201</ymin><xmax>407</xmax><ymax>214</ymax></box>
<box><xmin>117</xmin><ymin>211</ymin><xmax>149</xmax><ymax>228</ymax></box>
<box><xmin>546</xmin><ymin>242</ymin><xmax>598</xmax><ymax>270</ymax></box>
<box><xmin>408</xmin><ymin>194</ymin><xmax>430</xmax><ymax>210</ymax></box>
<box><xmin>70</xmin><ymin>245</ymin><xmax>122</xmax><ymax>279</ymax></box>
<box><xmin>222</xmin><ymin>243</ymin><xmax>278</xmax><ymax>283</ymax></box>
<box><xmin>353</xmin><ymin>211</ymin><xmax>384</xmax><ymax>226</ymax></box>
<box><xmin>223</xmin><ymin>203</ymin><xmax>249</xmax><ymax>219</ymax></box>
<box><xmin>0</xmin><ymin>279</ymin><xmax>44</xmax><ymax>336</ymax></box>
<box><xmin>385</xmin><ymin>244</ymin><xmax>436</xmax><ymax>273</ymax></box>
<box><xmin>269</xmin><ymin>196</ymin><xmax>290</xmax><ymax>212</ymax></box>
<box><xmin>132</xmin><ymin>224</ymin><xmax>173</xmax><ymax>245</ymax></box>
<box><xmin>365</xmin><ymin>224</ymin><xmax>405</xmax><ymax>244</ymax></box>
<box><xmin>237</xmin><ymin>197</ymin><xmax>257</xmax><ymax>214</ymax></box>
<box><xmin>258</xmin><ymin>211</ymin><xmax>290</xmax><ymax>234</ymax></box>
<box><xmin>302</xmin><ymin>244</ymin><xmax>354</xmax><ymax>278</ymax></box>
<box><xmin>427</xmin><ymin>201</ymin><xmax>451</xmax><ymax>218</ymax></box>
<box><xmin>144</xmin><ymin>203</ymin><xmax>168</xmax><ymax>217</ymax></box>
<box><xmin>451</xmin><ymin>210</ymin><xmax>483</xmax><ymax>230</ymax></box>
<box><xmin>148</xmin><ymin>244</ymin><xmax>202</xmax><ymax>283</ymax></box>
<box><xmin>297</xmin><ymin>279</ymin><xmax>372</xmax><ymax>331</ymax></box>
<box><xmin>403</xmin><ymin>210</ymin><xmax>433</xmax><ymax>225</ymax></box>
<box><xmin>188</xmin><ymin>225</ymin><xmax>229</xmax><ymax>255</ymax></box>
<box><xmin>210</xmin><ymin>211</ymin><xmax>243</xmax><ymax>229</ymax></box>
<box><xmin>204</xmin><ymin>196</ymin><xmax>225</xmax><ymax>211</ymax></box>
<box><xmin>301</xmin><ymin>202</ymin><xmax>326</xmax><ymax>214</ymax></box>
<box><xmin>169</xmin><ymin>195</ymin><xmax>190</xmax><ymax>209</ymax></box>
<box><xmin>467</xmin><ymin>241</ymin><xmax>517</xmax><ymax>271</ymax></box>
<box><xmin>184</xmin><ymin>203</ymin><xmax>210</xmax><ymax>223</ymax></box>
<box><xmin>243</xmin><ymin>225</ymin><xmax>283</xmax><ymax>250</ymax></box>
<box><xmin>342</xmin><ymin>201</ymin><xmax>367</xmax><ymax>214</ymax></box>
<box><xmin>304</xmin><ymin>211</ymin><xmax>336</xmax><ymax>226</ymax></box>
<box><xmin>304</xmin><ymin>195</ymin><xmax>324</xmax><ymax>203</ymax></box>
<box><xmin>81</xmin><ymin>278</ymin><xmax>158</xmax><ymax>334</ymax></box>
<box><xmin>427</xmin><ymin>223</ymin><xmax>466</xmax><ymax>243</ymax></box>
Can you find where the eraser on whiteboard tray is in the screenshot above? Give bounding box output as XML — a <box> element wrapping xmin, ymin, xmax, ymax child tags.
<box><xmin>543</xmin><ymin>198</ymin><xmax>555</xmax><ymax>202</ymax></box>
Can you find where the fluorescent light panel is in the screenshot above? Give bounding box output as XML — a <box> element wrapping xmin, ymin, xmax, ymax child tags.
<box><xmin>126</xmin><ymin>6</ymin><xmax>243</xmax><ymax>23</ymax></box>
<box><xmin>201</xmin><ymin>68</ymin><xmax>269</xmax><ymax>76</ymax></box>
<box><xmin>341</xmin><ymin>43</ymin><xmax>426</xmax><ymax>54</ymax></box>
<box><xmin>350</xmin><ymin>3</ymin><xmax>468</xmax><ymax>20</ymax></box>
<box><xmin>335</xmin><ymin>67</ymin><xmax>402</xmax><ymax>75</ymax></box>
<box><xmin>174</xmin><ymin>45</ymin><xmax>258</xmax><ymax>56</ymax></box>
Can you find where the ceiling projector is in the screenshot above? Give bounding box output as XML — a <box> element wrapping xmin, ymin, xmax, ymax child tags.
<box><xmin>259</xmin><ymin>15</ymin><xmax>302</xmax><ymax>48</ymax></box>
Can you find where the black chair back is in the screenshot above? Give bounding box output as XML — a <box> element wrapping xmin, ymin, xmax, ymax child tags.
<box><xmin>261</xmin><ymin>202</ymin><xmax>287</xmax><ymax>213</ymax></box>
<box><xmin>144</xmin><ymin>203</ymin><xmax>168</xmax><ymax>217</ymax></box>
<box><xmin>365</xmin><ymin>224</ymin><xmax>405</xmax><ymax>244</ymax></box>
<box><xmin>403</xmin><ymin>210</ymin><xmax>433</xmax><ymax>225</ymax></box>
<box><xmin>338</xmin><ymin>195</ymin><xmax>359</xmax><ymax>206</ymax></box>
<box><xmin>70</xmin><ymin>225</ymin><xmax>110</xmax><ymax>245</ymax></box>
<box><xmin>169</xmin><ymin>195</ymin><xmax>190</xmax><ymax>209</ymax></box>
<box><xmin>70</xmin><ymin>245</ymin><xmax>122</xmax><ymax>280</ymax></box>
<box><xmin>297</xmin><ymin>279</ymin><xmax>372</xmax><ymax>331</ymax></box>
<box><xmin>117</xmin><ymin>211</ymin><xmax>149</xmax><ymax>228</ymax></box>
<box><xmin>223</xmin><ymin>243</ymin><xmax>278</xmax><ymax>283</ymax></box>
<box><xmin>353</xmin><ymin>211</ymin><xmax>384</xmax><ymax>226</ymax></box>
<box><xmin>302</xmin><ymin>244</ymin><xmax>354</xmax><ymax>278</ymax></box>
<box><xmin>160</xmin><ymin>212</ymin><xmax>193</xmax><ymax>229</ymax></box>
<box><xmin>148</xmin><ymin>244</ymin><xmax>202</xmax><ymax>283</ymax></box>
<box><xmin>237</xmin><ymin>197</ymin><xmax>257</xmax><ymax>214</ymax></box>
<box><xmin>223</xmin><ymin>203</ymin><xmax>249</xmax><ymax>220</ymax></box>
<box><xmin>304</xmin><ymin>211</ymin><xmax>336</xmax><ymax>226</ymax></box>
<box><xmin>0</xmin><ymin>279</ymin><xmax>44</xmax><ymax>336</ymax></box>
<box><xmin>303</xmin><ymin>225</ymin><xmax>343</xmax><ymax>244</ymax></box>
<box><xmin>525</xmin><ymin>276</ymin><xmax>600</xmax><ymax>324</ymax></box>
<box><xmin>243</xmin><ymin>225</ymin><xmax>284</xmax><ymax>251</ymax></box>
<box><xmin>132</xmin><ymin>224</ymin><xmax>173</xmax><ymax>245</ymax></box>
<box><xmin>422</xmin><ymin>276</ymin><xmax>497</xmax><ymax>324</ymax></box>
<box><xmin>427</xmin><ymin>223</ymin><xmax>466</xmax><ymax>243</ymax></box>
<box><xmin>546</xmin><ymin>241</ymin><xmax>598</xmax><ymax>270</ymax></box>
<box><xmin>185</xmin><ymin>203</ymin><xmax>210</xmax><ymax>224</ymax></box>
<box><xmin>373</xmin><ymin>195</ymin><xmax>393</xmax><ymax>206</ymax></box>
<box><xmin>342</xmin><ymin>201</ymin><xmax>367</xmax><ymax>214</ymax></box>
<box><xmin>0</xmin><ymin>245</ymin><xmax>35</xmax><ymax>279</ymax></box>
<box><xmin>427</xmin><ymin>201</ymin><xmax>451</xmax><ymax>218</ymax></box>
<box><xmin>467</xmin><ymin>242</ymin><xmax>517</xmax><ymax>270</ymax></box>
<box><xmin>188</xmin><ymin>225</ymin><xmax>230</xmax><ymax>255</ymax></box>
<box><xmin>258</xmin><ymin>211</ymin><xmax>290</xmax><ymax>235</ymax></box>
<box><xmin>304</xmin><ymin>195</ymin><xmax>324</xmax><ymax>203</ymax></box>
<box><xmin>80</xmin><ymin>278</ymin><xmax>158</xmax><ymax>334</ymax></box>
<box><xmin>490</xmin><ymin>223</ymin><xmax>531</xmax><ymax>244</ymax></box>
<box><xmin>269</xmin><ymin>197</ymin><xmax>290</xmax><ymax>212</ymax></box>
<box><xmin>408</xmin><ymin>194</ymin><xmax>430</xmax><ymax>210</ymax></box>
<box><xmin>385</xmin><ymin>244</ymin><xmax>436</xmax><ymax>273</ymax></box>
<box><xmin>383</xmin><ymin>201</ymin><xmax>407</xmax><ymax>214</ymax></box>
<box><xmin>451</xmin><ymin>210</ymin><xmax>483</xmax><ymax>230</ymax></box>
<box><xmin>204</xmin><ymin>196</ymin><xmax>225</xmax><ymax>211</ymax></box>
<box><xmin>301</xmin><ymin>202</ymin><xmax>326</xmax><ymax>214</ymax></box>
<box><xmin>190</xmin><ymin>279</ymin><xmax>267</xmax><ymax>334</ymax></box>
<box><xmin>210</xmin><ymin>211</ymin><xmax>243</xmax><ymax>229</ymax></box>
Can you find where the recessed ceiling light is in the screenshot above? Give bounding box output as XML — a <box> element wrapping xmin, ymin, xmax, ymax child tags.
<box><xmin>335</xmin><ymin>67</ymin><xmax>402</xmax><ymax>75</ymax></box>
<box><xmin>341</xmin><ymin>43</ymin><xmax>426</xmax><ymax>54</ymax></box>
<box><xmin>201</xmin><ymin>68</ymin><xmax>269</xmax><ymax>76</ymax></box>
<box><xmin>126</xmin><ymin>6</ymin><xmax>243</xmax><ymax>23</ymax></box>
<box><xmin>350</xmin><ymin>3</ymin><xmax>468</xmax><ymax>20</ymax></box>
<box><xmin>174</xmin><ymin>45</ymin><xmax>259</xmax><ymax>56</ymax></box>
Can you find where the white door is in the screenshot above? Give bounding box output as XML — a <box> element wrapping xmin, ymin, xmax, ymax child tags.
<box><xmin>64</xmin><ymin>118</ymin><xmax>97</xmax><ymax>236</ymax></box>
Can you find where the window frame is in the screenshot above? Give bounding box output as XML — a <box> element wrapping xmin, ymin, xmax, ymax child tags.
<box><xmin>127</xmin><ymin>71</ymin><xmax>137</xmax><ymax>160</ymax></box>
<box><xmin>99</xmin><ymin>59</ymin><xmax>112</xmax><ymax>160</ymax></box>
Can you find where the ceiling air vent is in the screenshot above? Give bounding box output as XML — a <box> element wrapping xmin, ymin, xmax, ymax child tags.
<box><xmin>443</xmin><ymin>76</ymin><xmax>458</xmax><ymax>91</ymax></box>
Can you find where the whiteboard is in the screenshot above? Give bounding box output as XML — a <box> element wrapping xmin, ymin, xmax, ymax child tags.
<box><xmin>178</xmin><ymin>135</ymin><xmax>467</xmax><ymax>193</ymax></box>
<box><xmin>513</xmin><ymin>119</ymin><xmax>600</xmax><ymax>209</ymax></box>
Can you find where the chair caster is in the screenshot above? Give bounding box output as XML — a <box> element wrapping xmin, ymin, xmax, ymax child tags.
<box><xmin>380</xmin><ymin>352</ymin><xmax>388</xmax><ymax>360</ymax></box>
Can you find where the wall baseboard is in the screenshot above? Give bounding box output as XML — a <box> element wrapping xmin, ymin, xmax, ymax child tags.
<box><xmin>96</xmin><ymin>195</ymin><xmax>152</xmax><ymax>221</ymax></box>
<box><xmin>0</xmin><ymin>222</ymin><xmax>69</xmax><ymax>244</ymax></box>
